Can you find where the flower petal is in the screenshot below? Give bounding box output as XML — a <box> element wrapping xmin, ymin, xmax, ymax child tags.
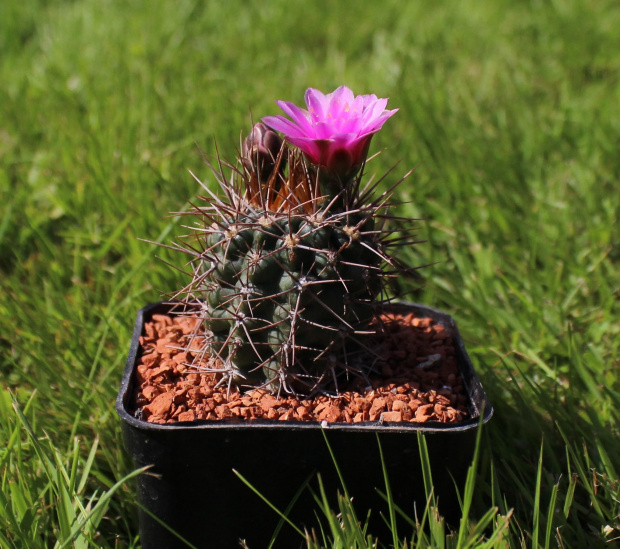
<box><xmin>360</xmin><ymin>108</ymin><xmax>398</xmax><ymax>134</ymax></box>
<box><xmin>348</xmin><ymin>95</ymin><xmax>365</xmax><ymax>117</ymax></box>
<box><xmin>327</xmin><ymin>85</ymin><xmax>350</xmax><ymax>101</ymax></box>
<box><xmin>313</xmin><ymin>120</ymin><xmax>347</xmax><ymax>140</ymax></box>
<box><xmin>336</xmin><ymin>116</ymin><xmax>364</xmax><ymax>136</ymax></box>
<box><xmin>275</xmin><ymin>100</ymin><xmax>314</xmax><ymax>135</ymax></box>
<box><xmin>326</xmin><ymin>86</ymin><xmax>354</xmax><ymax>116</ymax></box>
<box><xmin>284</xmin><ymin>135</ymin><xmax>323</xmax><ymax>163</ymax></box>
<box><xmin>305</xmin><ymin>88</ymin><xmax>328</xmax><ymax>123</ymax></box>
<box><xmin>262</xmin><ymin>115</ymin><xmax>308</xmax><ymax>139</ymax></box>
<box><xmin>360</xmin><ymin>94</ymin><xmax>378</xmax><ymax>108</ymax></box>
<box><xmin>360</xmin><ymin>97</ymin><xmax>389</xmax><ymax>126</ymax></box>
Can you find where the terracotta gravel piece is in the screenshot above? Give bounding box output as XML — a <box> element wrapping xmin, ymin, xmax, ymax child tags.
<box><xmin>130</xmin><ymin>312</ymin><xmax>469</xmax><ymax>425</ymax></box>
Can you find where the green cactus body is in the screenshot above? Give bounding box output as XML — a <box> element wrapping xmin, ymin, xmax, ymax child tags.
<box><xmin>197</xmin><ymin>207</ymin><xmax>383</xmax><ymax>393</ymax></box>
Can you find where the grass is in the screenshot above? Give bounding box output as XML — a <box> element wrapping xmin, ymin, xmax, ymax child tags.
<box><xmin>1</xmin><ymin>0</ymin><xmax>619</xmax><ymax>546</ymax></box>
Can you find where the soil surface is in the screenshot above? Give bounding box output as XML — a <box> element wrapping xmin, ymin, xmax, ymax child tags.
<box><xmin>130</xmin><ymin>312</ymin><xmax>469</xmax><ymax>425</ymax></box>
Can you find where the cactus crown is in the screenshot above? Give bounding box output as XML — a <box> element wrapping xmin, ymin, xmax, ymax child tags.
<box><xmin>172</xmin><ymin>87</ymin><xmax>416</xmax><ymax>396</ymax></box>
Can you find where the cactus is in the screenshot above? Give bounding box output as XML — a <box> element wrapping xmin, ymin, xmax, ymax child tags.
<box><xmin>174</xmin><ymin>87</ymin><xmax>416</xmax><ymax>395</ymax></box>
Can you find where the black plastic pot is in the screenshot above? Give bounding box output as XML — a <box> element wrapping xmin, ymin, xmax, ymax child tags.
<box><xmin>116</xmin><ymin>302</ymin><xmax>493</xmax><ymax>549</ymax></box>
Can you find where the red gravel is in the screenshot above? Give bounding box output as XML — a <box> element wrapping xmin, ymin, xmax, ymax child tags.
<box><xmin>130</xmin><ymin>312</ymin><xmax>469</xmax><ymax>425</ymax></box>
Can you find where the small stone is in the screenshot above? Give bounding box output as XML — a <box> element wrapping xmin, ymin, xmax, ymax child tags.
<box><xmin>391</xmin><ymin>400</ymin><xmax>408</xmax><ymax>412</ymax></box>
<box><xmin>279</xmin><ymin>410</ymin><xmax>294</xmax><ymax>421</ymax></box>
<box><xmin>319</xmin><ymin>405</ymin><xmax>341</xmax><ymax>423</ymax></box>
<box><xmin>152</xmin><ymin>314</ymin><xmax>173</xmax><ymax>326</ymax></box>
<box><xmin>204</xmin><ymin>399</ymin><xmax>215</xmax><ymax>412</ymax></box>
<box><xmin>261</xmin><ymin>395</ymin><xmax>279</xmax><ymax>412</ymax></box>
<box><xmin>313</xmin><ymin>402</ymin><xmax>328</xmax><ymax>414</ymax></box>
<box><xmin>238</xmin><ymin>407</ymin><xmax>252</xmax><ymax>419</ymax></box>
<box><xmin>369</xmin><ymin>397</ymin><xmax>387</xmax><ymax>416</ymax></box>
<box><xmin>141</xmin><ymin>353</ymin><xmax>158</xmax><ymax>368</ymax></box>
<box><xmin>173</xmin><ymin>389</ymin><xmax>188</xmax><ymax>405</ymax></box>
<box><xmin>215</xmin><ymin>405</ymin><xmax>233</xmax><ymax>419</ymax></box>
<box><xmin>296</xmin><ymin>406</ymin><xmax>310</xmax><ymax>421</ymax></box>
<box><xmin>144</xmin><ymin>323</ymin><xmax>157</xmax><ymax>340</ymax></box>
<box><xmin>173</xmin><ymin>352</ymin><xmax>189</xmax><ymax>365</ymax></box>
<box><xmin>177</xmin><ymin>410</ymin><xmax>196</xmax><ymax>421</ymax></box>
<box><xmin>186</xmin><ymin>373</ymin><xmax>201</xmax><ymax>385</ymax></box>
<box><xmin>142</xmin><ymin>386</ymin><xmax>158</xmax><ymax>400</ymax></box>
<box><xmin>353</xmin><ymin>398</ymin><xmax>370</xmax><ymax>412</ymax></box>
<box><xmin>155</xmin><ymin>338</ymin><xmax>174</xmax><ymax>355</ymax></box>
<box><xmin>415</xmin><ymin>404</ymin><xmax>433</xmax><ymax>421</ymax></box>
<box><xmin>172</xmin><ymin>404</ymin><xmax>186</xmax><ymax>418</ymax></box>
<box><xmin>380</xmin><ymin>411</ymin><xmax>402</xmax><ymax>422</ymax></box>
<box><xmin>146</xmin><ymin>392</ymin><xmax>174</xmax><ymax>416</ymax></box>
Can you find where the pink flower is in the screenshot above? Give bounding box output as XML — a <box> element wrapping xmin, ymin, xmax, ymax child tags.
<box><xmin>263</xmin><ymin>86</ymin><xmax>398</xmax><ymax>178</ymax></box>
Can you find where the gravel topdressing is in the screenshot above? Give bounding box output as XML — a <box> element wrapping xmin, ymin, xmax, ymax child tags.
<box><xmin>130</xmin><ymin>311</ymin><xmax>470</xmax><ymax>425</ymax></box>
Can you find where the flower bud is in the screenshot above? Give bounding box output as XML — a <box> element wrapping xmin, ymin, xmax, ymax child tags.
<box><xmin>242</xmin><ymin>123</ymin><xmax>286</xmax><ymax>183</ymax></box>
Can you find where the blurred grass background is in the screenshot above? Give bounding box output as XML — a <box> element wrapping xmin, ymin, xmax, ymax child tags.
<box><xmin>1</xmin><ymin>0</ymin><xmax>619</xmax><ymax>546</ymax></box>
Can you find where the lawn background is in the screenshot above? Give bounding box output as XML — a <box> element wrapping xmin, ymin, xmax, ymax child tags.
<box><xmin>1</xmin><ymin>0</ymin><xmax>619</xmax><ymax>547</ymax></box>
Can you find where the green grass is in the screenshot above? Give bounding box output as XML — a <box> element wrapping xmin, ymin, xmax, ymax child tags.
<box><xmin>1</xmin><ymin>0</ymin><xmax>619</xmax><ymax>546</ymax></box>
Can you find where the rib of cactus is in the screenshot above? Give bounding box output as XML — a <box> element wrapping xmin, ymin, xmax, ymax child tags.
<box><xmin>199</xmin><ymin>208</ymin><xmax>384</xmax><ymax>393</ymax></box>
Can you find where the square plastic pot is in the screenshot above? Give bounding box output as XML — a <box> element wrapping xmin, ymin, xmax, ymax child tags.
<box><xmin>116</xmin><ymin>301</ymin><xmax>493</xmax><ymax>548</ymax></box>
